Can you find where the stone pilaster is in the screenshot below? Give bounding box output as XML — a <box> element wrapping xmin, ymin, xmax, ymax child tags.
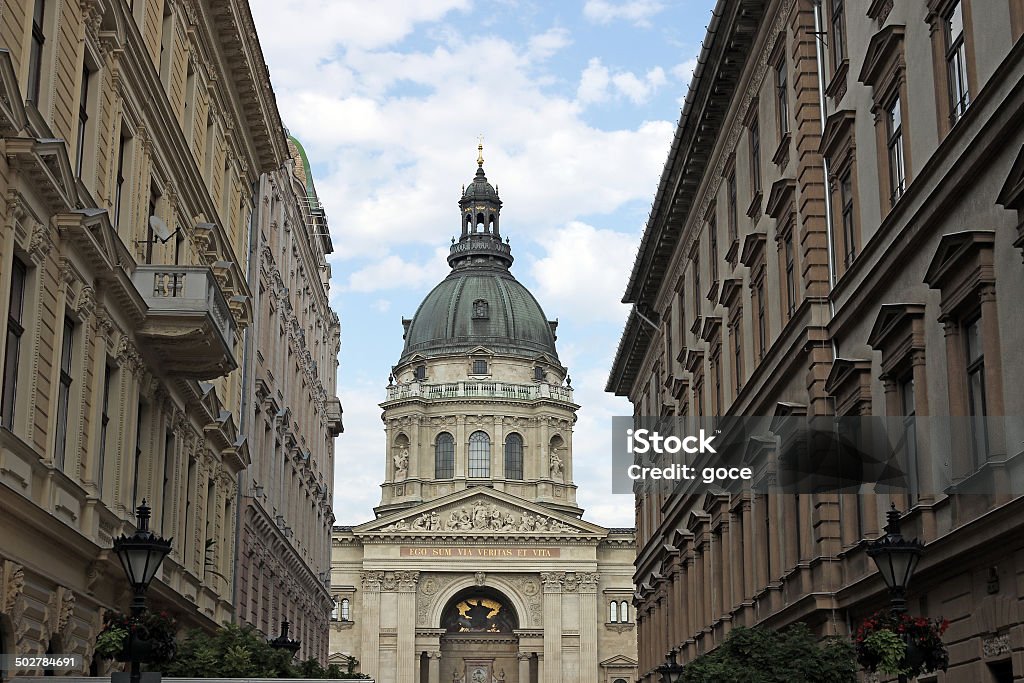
<box><xmin>540</xmin><ymin>572</ymin><xmax>563</xmax><ymax>683</ymax></box>
<box><xmin>360</xmin><ymin>571</ymin><xmax>383</xmax><ymax>676</ymax></box>
<box><xmin>578</xmin><ymin>572</ymin><xmax>599</xmax><ymax>683</ymax></box>
<box><xmin>396</xmin><ymin>571</ymin><xmax>420</xmax><ymax>683</ymax></box>
<box><xmin>517</xmin><ymin>653</ymin><xmax>530</xmax><ymax>683</ymax></box>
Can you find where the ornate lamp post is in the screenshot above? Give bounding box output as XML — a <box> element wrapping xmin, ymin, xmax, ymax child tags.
<box><xmin>866</xmin><ymin>503</ymin><xmax>924</xmax><ymax>683</ymax></box>
<box><xmin>270</xmin><ymin>620</ymin><xmax>302</xmax><ymax>658</ymax></box>
<box><xmin>656</xmin><ymin>648</ymin><xmax>686</xmax><ymax>683</ymax></box>
<box><xmin>866</xmin><ymin>504</ymin><xmax>924</xmax><ymax>614</ymax></box>
<box><xmin>112</xmin><ymin>500</ymin><xmax>173</xmax><ymax>683</ymax></box>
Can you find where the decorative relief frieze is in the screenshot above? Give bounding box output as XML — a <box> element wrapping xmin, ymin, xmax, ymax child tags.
<box><xmin>379</xmin><ymin>499</ymin><xmax>581</xmax><ymax>534</ymax></box>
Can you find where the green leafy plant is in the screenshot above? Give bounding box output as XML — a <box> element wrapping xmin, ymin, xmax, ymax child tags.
<box><xmin>853</xmin><ymin>610</ymin><xmax>949</xmax><ymax>679</ymax></box>
<box><xmin>681</xmin><ymin>623</ymin><xmax>857</xmax><ymax>683</ymax></box>
<box><xmin>95</xmin><ymin>611</ymin><xmax>177</xmax><ymax>662</ymax></box>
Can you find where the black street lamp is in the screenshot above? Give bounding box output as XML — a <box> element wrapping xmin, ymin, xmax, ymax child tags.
<box><xmin>112</xmin><ymin>500</ymin><xmax>173</xmax><ymax>683</ymax></box>
<box><xmin>270</xmin><ymin>620</ymin><xmax>301</xmax><ymax>657</ymax></box>
<box><xmin>866</xmin><ymin>503</ymin><xmax>924</xmax><ymax>614</ymax></box>
<box><xmin>656</xmin><ymin>648</ymin><xmax>686</xmax><ymax>683</ymax></box>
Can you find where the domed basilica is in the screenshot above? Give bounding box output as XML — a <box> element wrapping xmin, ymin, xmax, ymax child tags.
<box><xmin>329</xmin><ymin>146</ymin><xmax>638</xmax><ymax>683</ymax></box>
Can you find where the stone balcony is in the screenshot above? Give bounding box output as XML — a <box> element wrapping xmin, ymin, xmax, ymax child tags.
<box><xmin>383</xmin><ymin>380</ymin><xmax>573</xmax><ymax>403</ymax></box>
<box><xmin>132</xmin><ymin>265</ymin><xmax>237</xmax><ymax>379</ymax></box>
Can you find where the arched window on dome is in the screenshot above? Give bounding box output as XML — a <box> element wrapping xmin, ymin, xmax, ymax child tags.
<box><xmin>435</xmin><ymin>432</ymin><xmax>455</xmax><ymax>479</ymax></box>
<box><xmin>504</xmin><ymin>433</ymin><xmax>523</xmax><ymax>480</ymax></box>
<box><xmin>468</xmin><ymin>431</ymin><xmax>491</xmax><ymax>477</ymax></box>
<box><xmin>476</xmin><ymin>213</ymin><xmax>485</xmax><ymax>233</ymax></box>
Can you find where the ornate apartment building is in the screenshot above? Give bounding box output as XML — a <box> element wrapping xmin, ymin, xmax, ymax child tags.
<box><xmin>235</xmin><ymin>135</ymin><xmax>343</xmax><ymax>662</ymax></box>
<box><xmin>607</xmin><ymin>0</ymin><xmax>1024</xmax><ymax>681</ymax></box>
<box><xmin>0</xmin><ymin>0</ymin><xmax>340</xmax><ymax>675</ymax></box>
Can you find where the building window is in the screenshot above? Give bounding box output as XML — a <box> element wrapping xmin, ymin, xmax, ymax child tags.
<box><xmin>2</xmin><ymin>259</ymin><xmax>28</xmax><ymax>429</ymax></box>
<box><xmin>708</xmin><ymin>219</ymin><xmax>718</xmax><ymax>286</ymax></box>
<box><xmin>775</xmin><ymin>58</ymin><xmax>790</xmax><ymax>137</ymax></box>
<box><xmin>472</xmin><ymin>359</ymin><xmax>488</xmax><ymax>375</ymax></box>
<box><xmin>829</xmin><ymin>0</ymin><xmax>847</xmax><ymax>71</ymax></box>
<box><xmin>435</xmin><ymin>432</ymin><xmax>454</xmax><ymax>479</ymax></box>
<box><xmin>620</xmin><ymin>600</ymin><xmax>629</xmax><ymax>622</ymax></box>
<box><xmin>75</xmin><ymin>65</ymin><xmax>92</xmax><ymax>178</ymax></box>
<box><xmin>146</xmin><ymin>185</ymin><xmax>160</xmax><ymax>264</ymax></box>
<box><xmin>840</xmin><ymin>170</ymin><xmax>856</xmax><ymax>267</ymax></box>
<box><xmin>886</xmin><ymin>95</ymin><xmax>906</xmax><ymax>205</ymax></box>
<box><xmin>330</xmin><ymin>599</ymin><xmax>339</xmax><ymax>621</ymax></box>
<box><xmin>755</xmin><ymin>277</ymin><xmax>766</xmax><ymax>360</ymax></box>
<box><xmin>97</xmin><ymin>364</ymin><xmax>113</xmax><ymax>494</ymax></box>
<box><xmin>731</xmin><ymin>316</ymin><xmax>743</xmax><ymax>393</ymax></box>
<box><xmin>472</xmin><ymin>299</ymin><xmax>489</xmax><ymax>319</ymax></box>
<box><xmin>114</xmin><ymin>126</ymin><xmax>129</xmax><ymax>231</ymax></box>
<box><xmin>609</xmin><ymin>600</ymin><xmax>618</xmax><ymax>623</ymax></box>
<box><xmin>341</xmin><ymin>598</ymin><xmax>351</xmax><ymax>621</ymax></box>
<box><xmin>749</xmin><ymin>118</ymin><xmax>762</xmax><ymax>196</ymax></box>
<box><xmin>27</xmin><ymin>0</ymin><xmax>46</xmax><ymax>104</ymax></box>
<box><xmin>54</xmin><ymin>317</ymin><xmax>75</xmax><ymax>469</ymax></box>
<box><xmin>727</xmin><ymin>173</ymin><xmax>738</xmax><ymax>244</ymax></box>
<box><xmin>899</xmin><ymin>374</ymin><xmax>919</xmax><ymax>503</ymax></box>
<box><xmin>964</xmin><ymin>315</ymin><xmax>988</xmax><ymax>467</ymax></box>
<box><xmin>945</xmin><ymin>1</ymin><xmax>970</xmax><ymax>124</ymax></box>
<box><xmin>132</xmin><ymin>401</ymin><xmax>146</xmax><ymax>505</ymax></box>
<box><xmin>692</xmin><ymin>254</ymin><xmax>701</xmax><ymax>315</ymax></box>
<box><xmin>505</xmin><ymin>433</ymin><xmax>523</xmax><ymax>481</ymax></box>
<box><xmin>161</xmin><ymin>430</ymin><xmax>175</xmax><ymax>536</ymax></box>
<box><xmin>468</xmin><ymin>431</ymin><xmax>491</xmax><ymax>478</ymax></box>
<box><xmin>533</xmin><ymin>365</ymin><xmax>544</xmax><ymax>381</ymax></box>
<box><xmin>783</xmin><ymin>228</ymin><xmax>796</xmax><ymax>319</ymax></box>
<box><xmin>414</xmin><ymin>364</ymin><xmax>426</xmax><ymax>381</ymax></box>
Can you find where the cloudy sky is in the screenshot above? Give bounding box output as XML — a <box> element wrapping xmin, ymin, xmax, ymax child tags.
<box><xmin>248</xmin><ymin>0</ymin><xmax>714</xmax><ymax>528</ymax></box>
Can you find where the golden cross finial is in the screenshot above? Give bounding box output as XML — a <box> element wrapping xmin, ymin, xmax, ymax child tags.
<box><xmin>477</xmin><ymin>135</ymin><xmax>484</xmax><ymax>167</ymax></box>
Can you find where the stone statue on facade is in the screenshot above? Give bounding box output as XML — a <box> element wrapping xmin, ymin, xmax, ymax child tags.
<box><xmin>394</xmin><ymin>447</ymin><xmax>409</xmax><ymax>480</ymax></box>
<box><xmin>549</xmin><ymin>449</ymin><xmax>563</xmax><ymax>479</ymax></box>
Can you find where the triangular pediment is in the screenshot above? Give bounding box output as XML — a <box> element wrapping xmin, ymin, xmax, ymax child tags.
<box><xmin>600</xmin><ymin>655</ymin><xmax>638</xmax><ymax>668</ymax></box>
<box><xmin>355</xmin><ymin>487</ymin><xmax>606</xmax><ymax>538</ymax></box>
<box><xmin>997</xmin><ymin>145</ymin><xmax>1024</xmax><ymax>210</ymax></box>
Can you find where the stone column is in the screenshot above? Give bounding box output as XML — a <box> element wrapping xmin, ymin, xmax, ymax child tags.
<box><xmin>517</xmin><ymin>653</ymin><xmax>530</xmax><ymax>683</ymax></box>
<box><xmin>578</xmin><ymin>572</ymin><xmax>599</xmax><ymax>683</ymax></box>
<box><xmin>360</xmin><ymin>571</ymin><xmax>383</xmax><ymax>677</ymax></box>
<box><xmin>396</xmin><ymin>571</ymin><xmax>420</xmax><ymax>683</ymax></box>
<box><xmin>536</xmin><ymin>654</ymin><xmax>544</xmax><ymax>683</ymax></box>
<box><xmin>427</xmin><ymin>651</ymin><xmax>441</xmax><ymax>683</ymax></box>
<box><xmin>540</xmin><ymin>572</ymin><xmax>563</xmax><ymax>683</ymax></box>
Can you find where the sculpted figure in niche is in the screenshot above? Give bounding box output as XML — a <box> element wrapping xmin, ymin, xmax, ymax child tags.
<box><xmin>472</xmin><ymin>501</ymin><xmax>489</xmax><ymax>529</ymax></box>
<box><xmin>549</xmin><ymin>449</ymin><xmax>563</xmax><ymax>479</ymax></box>
<box><xmin>458</xmin><ymin>507</ymin><xmax>473</xmax><ymax>530</ymax></box>
<box><xmin>429</xmin><ymin>511</ymin><xmax>441</xmax><ymax>531</ymax></box>
<box><xmin>489</xmin><ymin>505</ymin><xmax>503</xmax><ymax>530</ymax></box>
<box><xmin>394</xmin><ymin>447</ymin><xmax>410</xmax><ymax>480</ymax></box>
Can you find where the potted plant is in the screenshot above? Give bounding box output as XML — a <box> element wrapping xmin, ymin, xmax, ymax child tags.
<box><xmin>854</xmin><ymin>609</ymin><xmax>949</xmax><ymax>679</ymax></box>
<box><xmin>95</xmin><ymin>610</ymin><xmax>178</xmax><ymax>663</ymax></box>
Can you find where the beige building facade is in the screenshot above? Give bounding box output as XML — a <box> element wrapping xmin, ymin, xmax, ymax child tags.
<box><xmin>608</xmin><ymin>0</ymin><xmax>1024</xmax><ymax>681</ymax></box>
<box><xmin>0</xmin><ymin>0</ymin><xmax>339</xmax><ymax>675</ymax></box>
<box><xmin>234</xmin><ymin>136</ymin><xmax>343</xmax><ymax>662</ymax></box>
<box><xmin>330</xmin><ymin>153</ymin><xmax>638</xmax><ymax>683</ymax></box>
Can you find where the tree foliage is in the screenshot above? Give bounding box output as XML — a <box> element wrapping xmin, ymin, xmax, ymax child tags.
<box><xmin>154</xmin><ymin>623</ymin><xmax>368</xmax><ymax>679</ymax></box>
<box><xmin>681</xmin><ymin>624</ymin><xmax>857</xmax><ymax>683</ymax></box>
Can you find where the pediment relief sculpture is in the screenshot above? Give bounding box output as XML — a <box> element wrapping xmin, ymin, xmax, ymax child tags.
<box><xmin>379</xmin><ymin>499</ymin><xmax>580</xmax><ymax>534</ymax></box>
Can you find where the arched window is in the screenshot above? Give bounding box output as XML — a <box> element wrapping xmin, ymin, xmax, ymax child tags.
<box><xmin>331</xmin><ymin>599</ymin><xmax>339</xmax><ymax>620</ymax></box>
<box><xmin>609</xmin><ymin>600</ymin><xmax>618</xmax><ymax>623</ymax></box>
<box><xmin>468</xmin><ymin>431</ymin><xmax>490</xmax><ymax>477</ymax></box>
<box><xmin>341</xmin><ymin>598</ymin><xmax>351</xmax><ymax>621</ymax></box>
<box><xmin>435</xmin><ymin>432</ymin><xmax>455</xmax><ymax>479</ymax></box>
<box><xmin>620</xmin><ymin>600</ymin><xmax>629</xmax><ymax>622</ymax></box>
<box><xmin>505</xmin><ymin>433</ymin><xmax>523</xmax><ymax>480</ymax></box>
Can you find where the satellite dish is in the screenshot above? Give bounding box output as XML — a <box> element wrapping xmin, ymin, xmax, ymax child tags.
<box><xmin>149</xmin><ymin>215</ymin><xmax>171</xmax><ymax>241</ymax></box>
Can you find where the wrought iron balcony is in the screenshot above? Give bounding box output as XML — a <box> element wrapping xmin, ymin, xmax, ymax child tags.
<box><xmin>132</xmin><ymin>265</ymin><xmax>237</xmax><ymax>379</ymax></box>
<box><xmin>384</xmin><ymin>380</ymin><xmax>573</xmax><ymax>403</ymax></box>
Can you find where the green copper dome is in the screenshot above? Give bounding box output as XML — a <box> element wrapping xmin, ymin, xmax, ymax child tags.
<box><xmin>399</xmin><ymin>147</ymin><xmax>558</xmax><ymax>364</ymax></box>
<box><xmin>400</xmin><ymin>269</ymin><xmax>558</xmax><ymax>363</ymax></box>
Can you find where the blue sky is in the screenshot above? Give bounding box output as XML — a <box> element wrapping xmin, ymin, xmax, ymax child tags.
<box><xmin>248</xmin><ymin>0</ymin><xmax>715</xmax><ymax>528</ymax></box>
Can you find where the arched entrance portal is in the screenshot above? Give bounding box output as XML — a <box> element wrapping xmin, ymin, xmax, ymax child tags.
<box><xmin>433</xmin><ymin>587</ymin><xmax>525</xmax><ymax>683</ymax></box>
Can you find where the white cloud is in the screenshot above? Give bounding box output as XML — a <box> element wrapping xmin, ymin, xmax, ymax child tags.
<box><xmin>530</xmin><ymin>222</ymin><xmax>638</xmax><ymax>325</ymax></box>
<box><xmin>373</xmin><ymin>299</ymin><xmax>392</xmax><ymax>313</ymax></box>
<box><xmin>583</xmin><ymin>0</ymin><xmax>665</xmax><ymax>27</ymax></box>
<box><xmin>344</xmin><ymin>249</ymin><xmax>451</xmax><ymax>293</ymax></box>
<box><xmin>577</xmin><ymin>58</ymin><xmax>668</xmax><ymax>105</ymax></box>
<box><xmin>527</xmin><ymin>27</ymin><xmax>572</xmax><ymax>61</ymax></box>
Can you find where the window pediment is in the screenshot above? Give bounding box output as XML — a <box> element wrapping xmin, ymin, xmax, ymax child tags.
<box><xmin>858</xmin><ymin>25</ymin><xmax>907</xmax><ymax>88</ymax></box>
<box><xmin>740</xmin><ymin>232</ymin><xmax>767</xmax><ymax>268</ymax></box>
<box><xmin>923</xmin><ymin>231</ymin><xmax>996</xmax><ymax>316</ymax></box>
<box><xmin>765</xmin><ymin>178</ymin><xmax>796</xmax><ymax>220</ymax></box>
<box><xmin>996</xmin><ymin>145</ymin><xmax>1024</xmax><ymax>211</ymax></box>
<box><xmin>820</xmin><ymin>110</ymin><xmax>857</xmax><ymax>163</ymax></box>
<box><xmin>867</xmin><ymin>303</ymin><xmax>927</xmax><ymax>375</ymax></box>
<box><xmin>825</xmin><ymin>358</ymin><xmax>873</xmax><ymax>415</ymax></box>
<box><xmin>719</xmin><ymin>278</ymin><xmax>743</xmax><ymax>308</ymax></box>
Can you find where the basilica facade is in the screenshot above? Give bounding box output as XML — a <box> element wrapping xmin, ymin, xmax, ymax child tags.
<box><xmin>329</xmin><ymin>148</ymin><xmax>638</xmax><ymax>683</ymax></box>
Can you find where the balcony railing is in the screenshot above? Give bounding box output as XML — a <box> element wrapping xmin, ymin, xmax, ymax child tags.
<box><xmin>132</xmin><ymin>265</ymin><xmax>237</xmax><ymax>379</ymax></box>
<box><xmin>385</xmin><ymin>381</ymin><xmax>573</xmax><ymax>403</ymax></box>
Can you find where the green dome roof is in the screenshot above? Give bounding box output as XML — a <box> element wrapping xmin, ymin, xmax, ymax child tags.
<box><xmin>462</xmin><ymin>167</ymin><xmax>498</xmax><ymax>200</ymax></box>
<box><xmin>400</xmin><ymin>269</ymin><xmax>558</xmax><ymax>363</ymax></box>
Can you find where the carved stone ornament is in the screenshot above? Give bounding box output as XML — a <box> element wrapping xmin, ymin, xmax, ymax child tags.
<box><xmin>379</xmin><ymin>500</ymin><xmax>580</xmax><ymax>534</ymax></box>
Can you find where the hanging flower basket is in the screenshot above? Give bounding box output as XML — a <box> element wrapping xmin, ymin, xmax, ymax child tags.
<box><xmin>95</xmin><ymin>611</ymin><xmax>177</xmax><ymax>663</ymax></box>
<box><xmin>853</xmin><ymin>610</ymin><xmax>949</xmax><ymax>679</ymax></box>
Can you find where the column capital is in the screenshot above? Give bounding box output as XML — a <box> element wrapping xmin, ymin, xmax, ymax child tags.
<box><xmin>516</xmin><ymin>653</ymin><xmax>532</xmax><ymax>661</ymax></box>
<box><xmin>540</xmin><ymin>571</ymin><xmax>564</xmax><ymax>592</ymax></box>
